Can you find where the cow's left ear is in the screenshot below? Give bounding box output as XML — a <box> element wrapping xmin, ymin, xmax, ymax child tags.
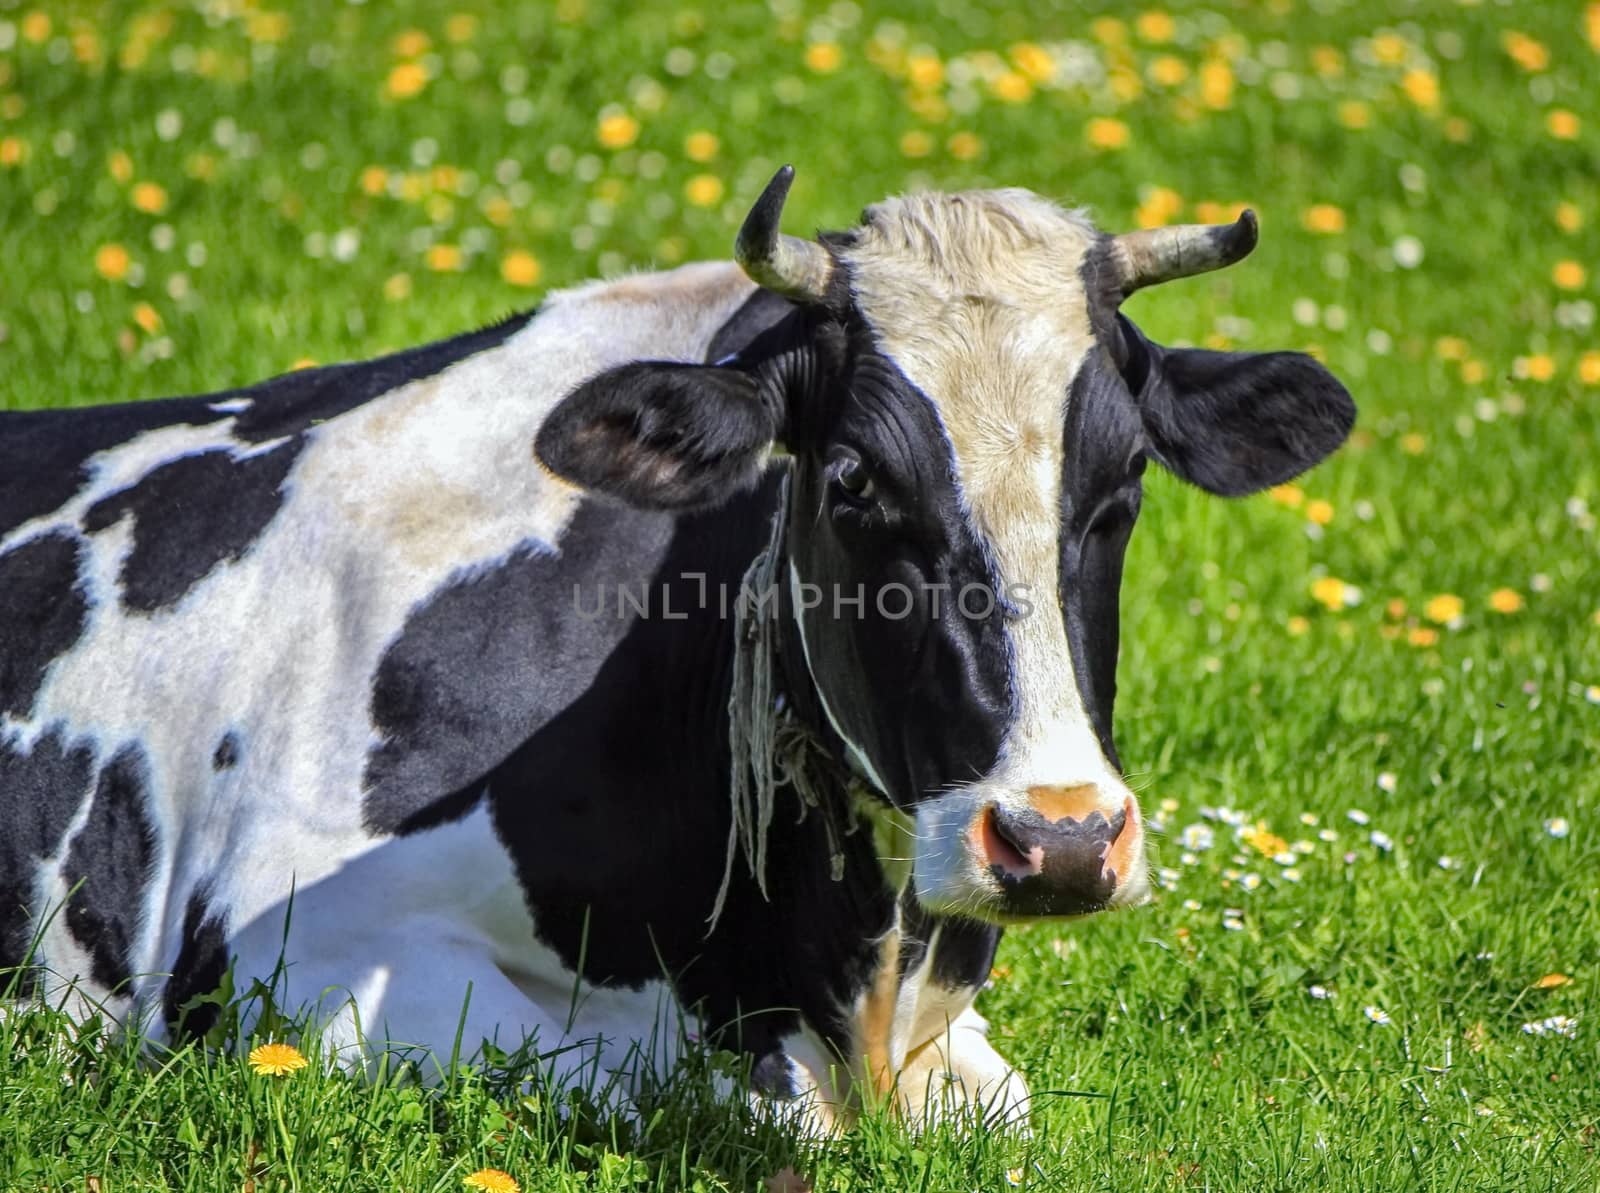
<box><xmin>1133</xmin><ymin>338</ymin><xmax>1356</xmax><ymax>497</ymax></box>
<box><xmin>536</xmin><ymin>361</ymin><xmax>779</xmax><ymax>510</ymax></box>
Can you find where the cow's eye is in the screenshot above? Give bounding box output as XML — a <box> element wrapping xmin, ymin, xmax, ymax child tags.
<box><xmin>828</xmin><ymin>451</ymin><xmax>876</xmax><ymax>503</ymax></box>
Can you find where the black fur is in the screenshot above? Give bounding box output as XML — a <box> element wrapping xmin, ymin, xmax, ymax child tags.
<box><xmin>163</xmin><ymin>890</ymin><xmax>229</xmax><ymax>1038</ymax></box>
<box><xmin>0</xmin><ymin>532</ymin><xmax>89</xmax><ymax>718</ymax></box>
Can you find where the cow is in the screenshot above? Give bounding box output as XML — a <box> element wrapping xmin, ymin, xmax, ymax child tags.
<box><xmin>0</xmin><ymin>167</ymin><xmax>1353</xmax><ymax>1130</ymax></box>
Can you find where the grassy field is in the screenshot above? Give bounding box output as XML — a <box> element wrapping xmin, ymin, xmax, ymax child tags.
<box><xmin>3</xmin><ymin>0</ymin><xmax>1599</xmax><ymax>1189</ymax></box>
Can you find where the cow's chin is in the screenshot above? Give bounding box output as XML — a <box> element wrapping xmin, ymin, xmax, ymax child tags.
<box><xmin>909</xmin><ymin>787</ymin><xmax>1152</xmax><ymax>925</ymax></box>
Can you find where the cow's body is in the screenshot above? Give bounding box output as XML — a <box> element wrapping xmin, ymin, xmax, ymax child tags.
<box><xmin>3</xmin><ymin>177</ymin><xmax>1354</xmax><ymax>1130</ymax></box>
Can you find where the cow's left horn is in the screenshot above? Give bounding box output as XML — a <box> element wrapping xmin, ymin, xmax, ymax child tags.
<box><xmin>735</xmin><ymin>165</ymin><xmax>834</xmax><ymax>303</ymax></box>
<box><xmin>1111</xmin><ymin>209</ymin><xmax>1258</xmax><ymax>297</ymax></box>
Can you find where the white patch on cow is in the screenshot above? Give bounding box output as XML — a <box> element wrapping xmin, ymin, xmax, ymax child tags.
<box><xmin>15</xmin><ymin>261</ymin><xmax>759</xmax><ymax>1071</ymax></box>
<box><xmin>840</xmin><ymin>191</ymin><xmax>1147</xmax><ymax>916</ymax></box>
<box><xmin>208</xmin><ymin>398</ymin><xmax>252</xmax><ymax>414</ymax></box>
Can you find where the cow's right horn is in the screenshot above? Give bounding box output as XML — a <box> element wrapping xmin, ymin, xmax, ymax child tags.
<box><xmin>735</xmin><ymin>166</ymin><xmax>835</xmax><ymax>304</ymax></box>
<box><xmin>1110</xmin><ymin>209</ymin><xmax>1259</xmax><ymax>297</ymax></box>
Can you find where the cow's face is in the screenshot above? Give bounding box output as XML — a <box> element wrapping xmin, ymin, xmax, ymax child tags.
<box><xmin>538</xmin><ymin>170</ymin><xmax>1354</xmax><ymax>923</ymax></box>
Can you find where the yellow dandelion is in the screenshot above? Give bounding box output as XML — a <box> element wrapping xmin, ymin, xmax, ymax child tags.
<box><xmin>1268</xmin><ymin>483</ymin><xmax>1304</xmax><ymax>509</ymax></box>
<box><xmin>947</xmin><ymin>131</ymin><xmax>983</xmax><ymax>161</ymax></box>
<box><xmin>1424</xmin><ymin>593</ymin><xmax>1464</xmax><ymax>624</ymax></box>
<box><xmin>1386</xmin><ymin>598</ymin><xmax>1407</xmax><ymax>620</ymax></box>
<box><xmin>386</xmin><ymin>62</ymin><xmax>429</xmax><ymax>100</ymax></box>
<box><xmin>462</xmin><ymin>1170</ymin><xmax>520</xmax><ymax>1193</ymax></box>
<box><xmin>1108</xmin><ymin>67</ymin><xmax>1143</xmax><ymax>102</ymax></box>
<box><xmin>1460</xmin><ymin>359</ymin><xmax>1487</xmax><ymax>384</ymax></box>
<box><xmin>95</xmin><ymin>244</ymin><xmax>131</xmax><ymax>282</ymax></box>
<box><xmin>1134</xmin><ymin>185</ymin><xmax>1183</xmax><ymax>228</ymax></box>
<box><xmin>1515</xmin><ymin>354</ymin><xmax>1556</xmax><ymax>382</ymax></box>
<box><xmin>1338</xmin><ymin>101</ymin><xmax>1371</xmax><ymax>130</ymax></box>
<box><xmin>132</xmin><ymin>302</ymin><xmax>161</xmax><ymax>334</ymax></box>
<box><xmin>1401</xmin><ymin>69</ymin><xmax>1439</xmax><ymax>110</ymax></box>
<box><xmin>1090</xmin><ymin>17</ymin><xmax>1127</xmax><ymax>45</ymax></box>
<box><xmin>899</xmin><ymin>129</ymin><xmax>933</xmax><ymax>158</ymax></box>
<box><xmin>1434</xmin><ymin>336</ymin><xmax>1468</xmax><ymax>361</ymax></box>
<box><xmin>398</xmin><ymin>173</ymin><xmax>428</xmax><ymax>203</ymax></box>
<box><xmin>1579</xmin><ymin>351</ymin><xmax>1600</xmax><ymax>385</ymax></box>
<box><xmin>596</xmin><ymin>111</ymin><xmax>639</xmax><ymax>150</ymax></box>
<box><xmin>432</xmin><ymin>165</ymin><xmax>462</xmax><ymax>193</ymax></box>
<box><xmin>248</xmin><ymin>1042</ymin><xmax>308</xmax><ymax>1077</ymax></box>
<box><xmin>1407</xmin><ymin>626</ymin><xmax>1439</xmax><ymax>647</ymax></box>
<box><xmin>1148</xmin><ymin>55</ymin><xmax>1188</xmax><ymax>87</ymax></box>
<box><xmin>360</xmin><ymin>166</ymin><xmax>389</xmax><ymax>196</ymax></box>
<box><xmin>20</xmin><ymin>10</ymin><xmax>51</xmax><ymax>43</ymax></box>
<box><xmin>392</xmin><ymin>29</ymin><xmax>431</xmax><ymax>58</ymax></box>
<box><xmin>1533</xmin><ymin>972</ymin><xmax>1572</xmax><ymax>989</ymax></box>
<box><xmin>1199</xmin><ymin>59</ymin><xmax>1234</xmax><ymax>109</ymax></box>
<box><xmin>991</xmin><ymin>71</ymin><xmax>1033</xmax><ymax>103</ymax></box>
<box><xmin>109</xmin><ymin>150</ymin><xmax>135</xmax><ymax>184</ymax></box>
<box><xmin>1243</xmin><ymin>825</ymin><xmax>1288</xmax><ymax>857</ymax></box>
<box><xmin>247</xmin><ymin>12</ymin><xmax>289</xmax><ymax>43</ymax></box>
<box><xmin>1553</xmin><ymin>261</ymin><xmax>1586</xmax><ymax>290</ymax></box>
<box><xmin>1547</xmin><ymin>110</ymin><xmax>1580</xmax><ymax>140</ymax></box>
<box><xmin>131</xmin><ymin>181</ymin><xmax>168</xmax><ymax>215</ymax></box>
<box><xmin>1589</xmin><ymin>2</ymin><xmax>1600</xmax><ymax>52</ymax></box>
<box><xmin>1305</xmin><ymin>499</ymin><xmax>1334</xmax><ymax>526</ymax></box>
<box><xmin>1303</xmin><ymin>204</ymin><xmax>1346</xmax><ymax>235</ymax></box>
<box><xmin>684</xmin><ymin>130</ymin><xmax>719</xmax><ymax>162</ymax></box>
<box><xmin>1136</xmin><ymin>10</ymin><xmax>1175</xmax><ymax>43</ymax></box>
<box><xmin>500</xmin><ymin>249</ymin><xmax>541</xmax><ymax>287</ymax></box>
<box><xmin>1371</xmin><ymin>33</ymin><xmax>1408</xmax><ymax>65</ymax></box>
<box><xmin>684</xmin><ymin>174</ymin><xmax>723</xmax><ymax>207</ymax></box>
<box><xmin>1400</xmin><ymin>432</ymin><xmax>1426</xmax><ymax>455</ymax></box>
<box><xmin>426</xmin><ymin>244</ymin><xmax>463</xmax><ymax>272</ymax></box>
<box><xmin>805</xmin><ymin>42</ymin><xmax>842</xmax><ymax>73</ymax></box>
<box><xmin>1311</xmin><ymin>576</ymin><xmax>1347</xmax><ymax>612</ymax></box>
<box><xmin>1010</xmin><ymin>42</ymin><xmax>1055</xmax><ymax>83</ymax></box>
<box><xmin>290</xmin><ymin>358</ymin><xmax>317</xmax><ymax>370</ymax></box>
<box><xmin>0</xmin><ymin>137</ymin><xmax>26</xmax><ymax>167</ymax></box>
<box><xmin>384</xmin><ymin>273</ymin><xmax>413</xmax><ymax>302</ymax></box>
<box><xmin>1488</xmin><ymin>588</ymin><xmax>1524</xmax><ymax>614</ymax></box>
<box><xmin>907</xmin><ymin>54</ymin><xmax>943</xmax><ymax>90</ymax></box>
<box><xmin>72</xmin><ymin>29</ymin><xmax>104</xmax><ymax>65</ymax></box>
<box><xmin>1310</xmin><ymin>46</ymin><xmax>1343</xmax><ymax>77</ymax></box>
<box><xmin>1085</xmin><ymin>118</ymin><xmax>1130</xmax><ymax>151</ymax></box>
<box><xmin>1501</xmin><ymin>31</ymin><xmax>1549</xmax><ymax>72</ymax></box>
<box><xmin>1555</xmin><ymin>202</ymin><xmax>1583</xmax><ymax>233</ymax></box>
<box><xmin>446</xmin><ymin>13</ymin><xmax>479</xmax><ymax>43</ymax></box>
<box><xmin>483</xmin><ymin>195</ymin><xmax>513</xmax><ymax>227</ymax></box>
<box><xmin>1287</xmin><ymin>615</ymin><xmax>1310</xmax><ymax>636</ymax></box>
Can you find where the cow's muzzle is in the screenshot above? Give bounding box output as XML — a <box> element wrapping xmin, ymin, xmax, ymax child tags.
<box><xmin>971</xmin><ymin>785</ymin><xmax>1144</xmax><ymax>918</ymax></box>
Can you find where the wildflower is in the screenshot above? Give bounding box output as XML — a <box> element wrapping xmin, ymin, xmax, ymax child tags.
<box><xmin>899</xmin><ymin>130</ymin><xmax>932</xmax><ymax>158</ymax></box>
<box><xmin>386</xmin><ymin>62</ymin><xmax>429</xmax><ymax>100</ymax></box>
<box><xmin>1401</xmin><ymin>69</ymin><xmax>1438</xmax><ymax>110</ymax></box>
<box><xmin>1085</xmin><ymin>118</ymin><xmax>1130</xmax><ymax>150</ymax></box>
<box><xmin>1547</xmin><ymin>110</ymin><xmax>1580</xmax><ymax>140</ymax></box>
<box><xmin>1407</xmin><ymin>626</ymin><xmax>1439</xmax><ymax>647</ymax></box>
<box><xmin>393</xmin><ymin>29</ymin><xmax>431</xmax><ymax>57</ymax></box>
<box><xmin>1400</xmin><ymin>433</ymin><xmax>1426</xmax><ymax>455</ymax></box>
<box><xmin>0</xmin><ymin>137</ymin><xmax>26</xmax><ymax>167</ymax></box>
<box><xmin>425</xmin><ymin>244</ymin><xmax>463</xmax><ymax>272</ymax></box>
<box><xmin>1338</xmin><ymin>101</ymin><xmax>1371</xmax><ymax>130</ymax></box>
<box><xmin>1589</xmin><ymin>3</ymin><xmax>1600</xmax><ymax>52</ymax></box>
<box><xmin>804</xmin><ymin>42</ymin><xmax>842</xmax><ymax>73</ymax></box>
<box><xmin>1590</xmin><ymin>686</ymin><xmax>1600</xmax><ymax>704</ymax></box>
<box><xmin>946</xmin><ymin>131</ymin><xmax>983</xmax><ymax>161</ymax></box>
<box><xmin>1310</xmin><ymin>576</ymin><xmax>1347</xmax><ymax>612</ymax></box>
<box><xmin>1487</xmin><ymin>588</ymin><xmax>1523</xmax><ymax>614</ymax></box>
<box><xmin>1460</xmin><ymin>359</ymin><xmax>1487</xmax><ymax>384</ymax></box>
<box><xmin>1305</xmin><ymin>499</ymin><xmax>1334</xmax><ymax>526</ymax></box>
<box><xmin>248</xmin><ymin>1042</ymin><xmax>308</xmax><ymax>1076</ymax></box>
<box><xmin>501</xmin><ymin>250</ymin><xmax>541</xmax><ymax>287</ymax></box>
<box><xmin>1437</xmin><ymin>855</ymin><xmax>1460</xmax><ymax>870</ymax></box>
<box><xmin>596</xmin><ymin>112</ymin><xmax>639</xmax><ymax>150</ymax></box>
<box><xmin>1303</xmin><ymin>205</ymin><xmax>1346</xmax><ymax>234</ymax></box>
<box><xmin>1501</xmin><ymin>31</ymin><xmax>1549</xmax><ymax>72</ymax></box>
<box><xmin>1370</xmin><ymin>33</ymin><xmax>1408</xmax><ymax>64</ymax></box>
<box><xmin>1269</xmin><ymin>483</ymin><xmax>1304</xmax><ymax>509</ymax></box>
<box><xmin>1308</xmin><ymin>984</ymin><xmax>1333</xmax><ymax>1000</ymax></box>
<box><xmin>95</xmin><ymin>244</ymin><xmax>131</xmax><ymax>282</ymax></box>
<box><xmin>991</xmin><ymin>72</ymin><xmax>1033</xmax><ymax>103</ymax></box>
<box><xmin>1010</xmin><ymin>42</ymin><xmax>1054</xmax><ymax>83</ymax></box>
<box><xmin>1376</xmin><ymin>773</ymin><xmax>1397</xmax><ymax>793</ymax></box>
<box><xmin>1544</xmin><ymin>817</ymin><xmax>1570</xmax><ymax>839</ymax></box>
<box><xmin>1243</xmin><ymin>825</ymin><xmax>1288</xmax><ymax>857</ymax></box>
<box><xmin>1136</xmin><ymin>11</ymin><xmax>1175</xmax><ymax>41</ymax></box>
<box><xmin>1199</xmin><ymin>59</ymin><xmax>1233</xmax><ymax>109</ymax></box>
<box><xmin>1090</xmin><ymin>17</ymin><xmax>1127</xmax><ymax>44</ymax></box>
<box><xmin>907</xmin><ymin>54</ymin><xmax>943</xmax><ymax>90</ymax></box>
<box><xmin>1148</xmin><ymin>56</ymin><xmax>1188</xmax><ymax>87</ymax></box>
<box><xmin>132</xmin><ymin>303</ymin><xmax>161</xmax><ymax>334</ymax></box>
<box><xmin>131</xmin><ymin>181</ymin><xmax>168</xmax><ymax>215</ymax></box>
<box><xmin>1424</xmin><ymin>594</ymin><xmax>1463</xmax><ymax>624</ymax></box>
<box><xmin>1533</xmin><ymin>973</ymin><xmax>1572</xmax><ymax>989</ymax></box>
<box><xmin>684</xmin><ymin>174</ymin><xmax>724</xmax><ymax>208</ymax></box>
<box><xmin>1347</xmin><ymin>808</ymin><xmax>1370</xmax><ymax>826</ymax></box>
<box><xmin>20</xmin><ymin>10</ymin><xmax>50</xmax><ymax>43</ymax></box>
<box><xmin>1521</xmin><ymin>1016</ymin><xmax>1578</xmax><ymax>1038</ymax></box>
<box><xmin>1369</xmin><ymin>830</ymin><xmax>1394</xmax><ymax>852</ymax></box>
<box><xmin>684</xmin><ymin>131</ymin><xmax>719</xmax><ymax>162</ymax></box>
<box><xmin>1553</xmin><ymin>261</ymin><xmax>1587</xmax><ymax>290</ymax></box>
<box><xmin>463</xmin><ymin>1171</ymin><xmax>521</xmax><ymax>1193</ymax></box>
<box><xmin>1287</xmin><ymin>615</ymin><xmax>1310</xmax><ymax>636</ymax></box>
<box><xmin>1364</xmin><ymin>1005</ymin><xmax>1392</xmax><ymax>1026</ymax></box>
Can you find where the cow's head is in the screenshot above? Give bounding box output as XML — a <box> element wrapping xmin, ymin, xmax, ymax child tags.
<box><xmin>537</xmin><ymin>168</ymin><xmax>1354</xmax><ymax>923</ymax></box>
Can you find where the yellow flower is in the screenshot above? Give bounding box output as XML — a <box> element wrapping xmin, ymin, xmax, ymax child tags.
<box><xmin>1148</xmin><ymin>55</ymin><xmax>1188</xmax><ymax>87</ymax></box>
<box><xmin>1305</xmin><ymin>499</ymin><xmax>1334</xmax><ymax>526</ymax></box>
<box><xmin>247</xmin><ymin>12</ymin><xmax>289</xmax><ymax>43</ymax></box>
<box><xmin>1400</xmin><ymin>432</ymin><xmax>1426</xmax><ymax>455</ymax></box>
<box><xmin>1580</xmin><ymin>352</ymin><xmax>1600</xmax><ymax>385</ymax></box>
<box><xmin>684</xmin><ymin>130</ymin><xmax>719</xmax><ymax>162</ymax></box>
<box><xmin>483</xmin><ymin>196</ymin><xmax>513</xmax><ymax>227</ymax></box>
<box><xmin>426</xmin><ymin>244</ymin><xmax>463</xmax><ymax>272</ymax></box>
<box><xmin>991</xmin><ymin>71</ymin><xmax>1033</xmax><ymax>103</ymax></box>
<box><xmin>899</xmin><ymin>129</ymin><xmax>933</xmax><ymax>158</ymax></box>
<box><xmin>1311</xmin><ymin>576</ymin><xmax>1347</xmax><ymax>611</ymax></box>
<box><xmin>1134</xmin><ymin>186</ymin><xmax>1183</xmax><ymax>228</ymax></box>
<box><xmin>1310</xmin><ymin>46</ymin><xmax>1344</xmax><ymax>77</ymax></box>
<box><xmin>1589</xmin><ymin>2</ymin><xmax>1600</xmax><ymax>52</ymax></box>
<box><xmin>1515</xmin><ymin>354</ymin><xmax>1555</xmax><ymax>382</ymax></box>
<box><xmin>360</xmin><ymin>166</ymin><xmax>389</xmax><ymax>196</ymax></box>
<box><xmin>1085</xmin><ymin>118</ymin><xmax>1130</xmax><ymax>150</ymax></box>
<box><xmin>446</xmin><ymin>13</ymin><xmax>479</xmax><ymax>43</ymax></box>
<box><xmin>805</xmin><ymin>42</ymin><xmax>842</xmax><ymax>73</ymax></box>
<box><xmin>248</xmin><ymin>1042</ymin><xmax>308</xmax><ymax>1077</ymax></box>
<box><xmin>1385</xmin><ymin>598</ymin><xmax>1407</xmax><ymax>620</ymax></box>
<box><xmin>1401</xmin><ymin>69</ymin><xmax>1438</xmax><ymax>110</ymax></box>
<box><xmin>1287</xmin><ymin>615</ymin><xmax>1310</xmax><ymax>636</ymax></box>
<box><xmin>947</xmin><ymin>131</ymin><xmax>983</xmax><ymax>161</ymax></box>
<box><xmin>132</xmin><ymin>302</ymin><xmax>161</xmax><ymax>334</ymax></box>
<box><xmin>1434</xmin><ymin>336</ymin><xmax>1468</xmax><ymax>361</ymax></box>
<box><xmin>1407</xmin><ymin>626</ymin><xmax>1439</xmax><ymax>647</ymax></box>
<box><xmin>1198</xmin><ymin>59</ymin><xmax>1233</xmax><ymax>108</ymax></box>
<box><xmin>1302</xmin><ymin>204</ymin><xmax>1346</xmax><ymax>234</ymax></box>
<box><xmin>463</xmin><ymin>1171</ymin><xmax>520</xmax><ymax>1193</ymax></box>
<box><xmin>386</xmin><ymin>62</ymin><xmax>429</xmax><ymax>100</ymax></box>
<box><xmin>1090</xmin><ymin>17</ymin><xmax>1127</xmax><ymax>45</ymax></box>
<box><xmin>1501</xmin><ymin>31</ymin><xmax>1549</xmax><ymax>72</ymax></box>
<box><xmin>384</xmin><ymin>272</ymin><xmax>413</xmax><ymax>301</ymax></box>
<box><xmin>20</xmin><ymin>10</ymin><xmax>50</xmax><ymax>43</ymax></box>
<box><xmin>597</xmin><ymin>112</ymin><xmax>639</xmax><ymax>150</ymax></box>
<box><xmin>907</xmin><ymin>54</ymin><xmax>943</xmax><ymax>90</ymax></box>
<box><xmin>1268</xmin><ymin>483</ymin><xmax>1304</xmax><ymax>509</ymax></box>
<box><xmin>1488</xmin><ymin>588</ymin><xmax>1523</xmax><ymax>614</ymax></box>
<box><xmin>392</xmin><ymin>29</ymin><xmax>431</xmax><ymax>58</ymax></box>
<box><xmin>109</xmin><ymin>150</ymin><xmax>135</xmax><ymax>184</ymax></box>
<box><xmin>1371</xmin><ymin>33</ymin><xmax>1408</xmax><ymax>65</ymax></box>
<box><xmin>95</xmin><ymin>244</ymin><xmax>131</xmax><ymax>282</ymax></box>
<box><xmin>684</xmin><ymin>174</ymin><xmax>723</xmax><ymax>207</ymax></box>
<box><xmin>1108</xmin><ymin>67</ymin><xmax>1143</xmax><ymax>102</ymax></box>
<box><xmin>1555</xmin><ymin>202</ymin><xmax>1583</xmax><ymax>233</ymax></box>
<box><xmin>1424</xmin><ymin>594</ymin><xmax>1464</xmax><ymax>624</ymax></box>
<box><xmin>131</xmin><ymin>181</ymin><xmax>168</xmax><ymax>214</ymax></box>
<box><xmin>1553</xmin><ymin>261</ymin><xmax>1586</xmax><ymax>290</ymax></box>
<box><xmin>1338</xmin><ymin>101</ymin><xmax>1371</xmax><ymax>130</ymax></box>
<box><xmin>1243</xmin><ymin>825</ymin><xmax>1288</xmax><ymax>857</ymax></box>
<box><xmin>1547</xmin><ymin>110</ymin><xmax>1580</xmax><ymax>140</ymax></box>
<box><xmin>501</xmin><ymin>250</ymin><xmax>541</xmax><ymax>287</ymax></box>
<box><xmin>0</xmin><ymin>137</ymin><xmax>26</xmax><ymax>167</ymax></box>
<box><xmin>1010</xmin><ymin>42</ymin><xmax>1055</xmax><ymax>83</ymax></box>
<box><xmin>1460</xmin><ymin>359</ymin><xmax>1487</xmax><ymax>384</ymax></box>
<box><xmin>1136</xmin><ymin>11</ymin><xmax>1175</xmax><ymax>42</ymax></box>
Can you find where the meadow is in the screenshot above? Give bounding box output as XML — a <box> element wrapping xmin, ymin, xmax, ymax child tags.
<box><xmin>2</xmin><ymin>0</ymin><xmax>1599</xmax><ymax>1188</ymax></box>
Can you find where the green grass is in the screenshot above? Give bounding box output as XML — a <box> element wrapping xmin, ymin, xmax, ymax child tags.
<box><xmin>3</xmin><ymin>0</ymin><xmax>1600</xmax><ymax>1189</ymax></box>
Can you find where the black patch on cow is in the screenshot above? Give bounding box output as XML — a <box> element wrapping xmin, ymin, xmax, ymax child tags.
<box><xmin>362</xmin><ymin>499</ymin><xmax>679</xmax><ymax>837</ymax></box>
<box><xmin>899</xmin><ymin>899</ymin><xmax>1000</xmax><ymax>992</ymax></box>
<box><xmin>0</xmin><ymin>310</ymin><xmax>535</xmax><ymax>536</ymax></box>
<box><xmin>163</xmin><ymin>890</ymin><xmax>229</xmax><ymax>1039</ymax></box>
<box><xmin>0</xmin><ymin>532</ymin><xmax>89</xmax><ymax>718</ymax></box>
<box><xmin>0</xmin><ymin>725</ymin><xmax>97</xmax><ymax>986</ymax></box>
<box><xmin>211</xmin><ymin>732</ymin><xmax>241</xmax><ymax>772</ymax></box>
<box><xmin>705</xmin><ymin>288</ymin><xmax>795</xmax><ymax>365</ymax></box>
<box><xmin>750</xmin><ymin>1049</ymin><xmax>803</xmax><ymax>1099</ymax></box>
<box><xmin>61</xmin><ymin>744</ymin><xmax>158</xmax><ymax>992</ymax></box>
<box><xmin>82</xmin><ymin>439</ymin><xmax>303</xmax><ymax>614</ymax></box>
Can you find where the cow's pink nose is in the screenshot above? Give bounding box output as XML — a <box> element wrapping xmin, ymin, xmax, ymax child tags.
<box><xmin>972</xmin><ymin>786</ymin><xmax>1141</xmax><ymax>918</ymax></box>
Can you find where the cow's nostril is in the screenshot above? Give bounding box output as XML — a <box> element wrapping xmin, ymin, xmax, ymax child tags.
<box><xmin>978</xmin><ymin>804</ymin><xmax>1044</xmax><ymax>879</ymax></box>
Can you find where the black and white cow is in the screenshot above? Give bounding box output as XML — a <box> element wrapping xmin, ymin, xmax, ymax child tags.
<box><xmin>0</xmin><ymin>169</ymin><xmax>1353</xmax><ymax>1128</ymax></box>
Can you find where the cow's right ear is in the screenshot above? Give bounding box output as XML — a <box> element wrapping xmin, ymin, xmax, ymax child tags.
<box><xmin>535</xmin><ymin>362</ymin><xmax>779</xmax><ymax>510</ymax></box>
